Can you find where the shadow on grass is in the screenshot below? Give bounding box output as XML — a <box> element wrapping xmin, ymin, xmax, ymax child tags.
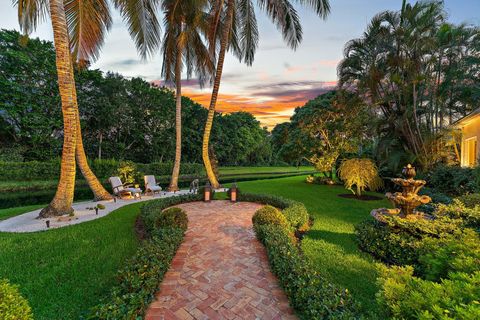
<box><xmin>305</xmin><ymin>229</ymin><xmax>360</xmax><ymax>255</ymax></box>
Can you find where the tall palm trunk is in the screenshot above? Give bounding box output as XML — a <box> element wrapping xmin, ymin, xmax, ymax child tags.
<box><xmin>202</xmin><ymin>0</ymin><xmax>234</xmax><ymax>188</ymax></box>
<box><xmin>168</xmin><ymin>46</ymin><xmax>183</xmax><ymax>192</ymax></box>
<box><xmin>39</xmin><ymin>0</ymin><xmax>78</xmax><ymax>218</ymax></box>
<box><xmin>75</xmin><ymin>111</ymin><xmax>113</xmax><ymax>200</ymax></box>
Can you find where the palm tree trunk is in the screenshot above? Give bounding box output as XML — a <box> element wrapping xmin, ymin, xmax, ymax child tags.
<box><xmin>168</xmin><ymin>46</ymin><xmax>183</xmax><ymax>192</ymax></box>
<box><xmin>39</xmin><ymin>0</ymin><xmax>77</xmax><ymax>218</ymax></box>
<box><xmin>202</xmin><ymin>0</ymin><xmax>234</xmax><ymax>189</ymax></box>
<box><xmin>75</xmin><ymin>110</ymin><xmax>113</xmax><ymax>200</ymax></box>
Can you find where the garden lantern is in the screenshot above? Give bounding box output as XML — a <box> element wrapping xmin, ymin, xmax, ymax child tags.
<box><xmin>230</xmin><ymin>183</ymin><xmax>238</xmax><ymax>202</ymax></box>
<box><xmin>204</xmin><ymin>182</ymin><xmax>212</xmax><ymax>202</ymax></box>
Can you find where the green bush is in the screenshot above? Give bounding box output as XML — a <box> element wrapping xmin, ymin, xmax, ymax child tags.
<box><xmin>355</xmin><ymin>215</ymin><xmax>463</xmax><ymax>266</ymax></box>
<box><xmin>436</xmin><ymin>200</ymin><xmax>480</xmax><ymax>230</ymax></box>
<box><xmin>377</xmin><ymin>265</ymin><xmax>480</xmax><ymax>320</ymax></box>
<box><xmin>426</xmin><ymin>165</ymin><xmax>479</xmax><ymax>196</ymax></box>
<box><xmin>254</xmin><ymin>225</ymin><xmax>359</xmax><ymax>319</ymax></box>
<box><xmin>239</xmin><ymin>192</ymin><xmax>310</xmax><ymax>230</ymax></box>
<box><xmin>457</xmin><ymin>193</ymin><xmax>480</xmax><ymax>209</ymax></box>
<box><xmin>0</xmin><ymin>187</ymin><xmax>95</xmax><ymax>209</ymax></box>
<box><xmin>141</xmin><ymin>194</ymin><xmax>202</xmax><ymax>234</ymax></box>
<box><xmin>282</xmin><ymin>203</ymin><xmax>309</xmax><ymax>230</ymax></box>
<box><xmin>252</xmin><ymin>205</ymin><xmax>289</xmax><ymax>235</ymax></box>
<box><xmin>154</xmin><ymin>207</ymin><xmax>188</xmax><ymax>232</ymax></box>
<box><xmin>418</xmin><ymin>229</ymin><xmax>480</xmax><ymax>281</ymax></box>
<box><xmin>418</xmin><ymin>187</ymin><xmax>452</xmax><ymax>214</ymax></box>
<box><xmin>0</xmin><ymin>279</ymin><xmax>33</xmax><ymax>320</ymax></box>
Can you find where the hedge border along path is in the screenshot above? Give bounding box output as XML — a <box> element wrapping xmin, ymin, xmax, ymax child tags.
<box><xmin>144</xmin><ymin>201</ymin><xmax>297</xmax><ymax>320</ymax></box>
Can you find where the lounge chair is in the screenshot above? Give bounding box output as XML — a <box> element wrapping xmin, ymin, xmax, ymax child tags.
<box><xmin>109</xmin><ymin>176</ymin><xmax>142</xmax><ymax>199</ymax></box>
<box><xmin>144</xmin><ymin>175</ymin><xmax>163</xmax><ymax>196</ymax></box>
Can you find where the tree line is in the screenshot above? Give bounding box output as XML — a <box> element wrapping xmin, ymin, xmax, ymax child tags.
<box><xmin>0</xmin><ymin>29</ymin><xmax>272</xmax><ymax>166</ymax></box>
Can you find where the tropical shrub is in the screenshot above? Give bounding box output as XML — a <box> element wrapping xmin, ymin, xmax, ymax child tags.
<box><xmin>457</xmin><ymin>193</ymin><xmax>480</xmax><ymax>209</ymax></box>
<box><xmin>337</xmin><ymin>158</ymin><xmax>383</xmax><ymax>196</ymax></box>
<box><xmin>154</xmin><ymin>207</ymin><xmax>188</xmax><ymax>232</ymax></box>
<box><xmin>377</xmin><ymin>265</ymin><xmax>480</xmax><ymax>320</ymax></box>
<box><xmin>355</xmin><ymin>215</ymin><xmax>463</xmax><ymax>266</ymax></box>
<box><xmin>436</xmin><ymin>200</ymin><xmax>480</xmax><ymax>230</ymax></box>
<box><xmin>427</xmin><ymin>165</ymin><xmax>479</xmax><ymax>196</ymax></box>
<box><xmin>0</xmin><ymin>279</ymin><xmax>33</xmax><ymax>320</ymax></box>
<box><xmin>254</xmin><ymin>224</ymin><xmax>359</xmax><ymax>319</ymax></box>
<box><xmin>418</xmin><ymin>187</ymin><xmax>452</xmax><ymax>214</ymax></box>
<box><xmin>115</xmin><ymin>160</ymin><xmax>138</xmax><ymax>184</ymax></box>
<box><xmin>418</xmin><ymin>229</ymin><xmax>480</xmax><ymax>281</ymax></box>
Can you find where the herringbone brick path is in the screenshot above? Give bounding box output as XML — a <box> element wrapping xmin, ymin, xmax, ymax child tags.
<box><xmin>145</xmin><ymin>200</ymin><xmax>297</xmax><ymax>320</ymax></box>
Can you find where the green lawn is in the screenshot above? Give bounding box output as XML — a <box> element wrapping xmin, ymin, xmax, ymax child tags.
<box><xmin>238</xmin><ymin>175</ymin><xmax>390</xmax><ymax>317</ymax></box>
<box><xmin>0</xmin><ymin>205</ymin><xmax>44</xmax><ymax>221</ymax></box>
<box><xmin>0</xmin><ymin>203</ymin><xmax>142</xmax><ymax>319</ymax></box>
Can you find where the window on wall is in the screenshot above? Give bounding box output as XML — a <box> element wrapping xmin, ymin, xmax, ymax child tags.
<box><xmin>464</xmin><ymin>137</ymin><xmax>478</xmax><ymax>167</ymax></box>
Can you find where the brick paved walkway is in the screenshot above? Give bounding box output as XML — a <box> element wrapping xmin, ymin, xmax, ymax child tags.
<box><xmin>145</xmin><ymin>201</ymin><xmax>296</xmax><ymax>320</ymax></box>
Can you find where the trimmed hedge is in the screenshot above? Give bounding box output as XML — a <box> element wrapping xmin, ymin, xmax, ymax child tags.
<box><xmin>252</xmin><ymin>205</ymin><xmax>289</xmax><ymax>232</ymax></box>
<box><xmin>238</xmin><ymin>192</ymin><xmax>310</xmax><ymax>229</ymax></box>
<box><xmin>249</xmin><ymin>193</ymin><xmax>359</xmax><ymax>319</ymax></box>
<box><xmin>0</xmin><ymin>279</ymin><xmax>33</xmax><ymax>320</ymax></box>
<box><xmin>0</xmin><ymin>159</ymin><xmax>204</xmax><ymax>181</ymax></box>
<box><xmin>89</xmin><ymin>194</ymin><xmax>201</xmax><ymax>319</ymax></box>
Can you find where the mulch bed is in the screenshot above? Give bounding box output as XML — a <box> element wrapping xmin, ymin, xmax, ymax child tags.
<box><xmin>338</xmin><ymin>193</ymin><xmax>383</xmax><ymax>201</ymax></box>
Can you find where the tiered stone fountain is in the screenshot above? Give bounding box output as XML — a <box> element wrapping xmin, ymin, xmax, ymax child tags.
<box><xmin>371</xmin><ymin>164</ymin><xmax>432</xmax><ymax>221</ymax></box>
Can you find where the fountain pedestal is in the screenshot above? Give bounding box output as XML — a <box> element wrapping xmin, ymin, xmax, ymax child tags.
<box><xmin>372</xmin><ymin>164</ymin><xmax>432</xmax><ymax>221</ymax></box>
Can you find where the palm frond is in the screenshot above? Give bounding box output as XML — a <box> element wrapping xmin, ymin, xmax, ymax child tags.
<box><xmin>14</xmin><ymin>0</ymin><xmax>49</xmax><ymax>35</ymax></box>
<box><xmin>64</xmin><ymin>0</ymin><xmax>112</xmax><ymax>64</ymax></box>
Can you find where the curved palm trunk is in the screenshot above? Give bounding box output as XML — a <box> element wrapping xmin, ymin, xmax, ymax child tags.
<box><xmin>39</xmin><ymin>0</ymin><xmax>77</xmax><ymax>218</ymax></box>
<box><xmin>202</xmin><ymin>0</ymin><xmax>234</xmax><ymax>188</ymax></box>
<box><xmin>168</xmin><ymin>47</ymin><xmax>183</xmax><ymax>192</ymax></box>
<box><xmin>75</xmin><ymin>111</ymin><xmax>113</xmax><ymax>200</ymax></box>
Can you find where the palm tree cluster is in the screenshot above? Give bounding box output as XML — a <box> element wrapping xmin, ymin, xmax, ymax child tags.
<box><xmin>13</xmin><ymin>0</ymin><xmax>331</xmax><ymax>216</ymax></box>
<box><xmin>338</xmin><ymin>0</ymin><xmax>480</xmax><ymax>170</ymax></box>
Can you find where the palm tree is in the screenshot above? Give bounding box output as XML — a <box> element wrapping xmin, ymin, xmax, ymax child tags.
<box><xmin>202</xmin><ymin>0</ymin><xmax>331</xmax><ymax>188</ymax></box>
<box><xmin>15</xmin><ymin>0</ymin><xmax>161</xmax><ymax>216</ymax></box>
<box><xmin>161</xmin><ymin>0</ymin><xmax>214</xmax><ymax>192</ymax></box>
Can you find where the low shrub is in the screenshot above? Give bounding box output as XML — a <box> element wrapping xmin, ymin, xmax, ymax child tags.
<box><xmin>238</xmin><ymin>192</ymin><xmax>310</xmax><ymax>230</ymax></box>
<box><xmin>418</xmin><ymin>187</ymin><xmax>452</xmax><ymax>214</ymax></box>
<box><xmin>254</xmin><ymin>224</ymin><xmax>359</xmax><ymax>319</ymax></box>
<box><xmin>377</xmin><ymin>265</ymin><xmax>480</xmax><ymax>320</ymax></box>
<box><xmin>154</xmin><ymin>207</ymin><xmax>188</xmax><ymax>232</ymax></box>
<box><xmin>418</xmin><ymin>229</ymin><xmax>480</xmax><ymax>281</ymax></box>
<box><xmin>355</xmin><ymin>215</ymin><xmax>463</xmax><ymax>266</ymax></box>
<box><xmin>436</xmin><ymin>200</ymin><xmax>480</xmax><ymax>230</ymax></box>
<box><xmin>456</xmin><ymin>193</ymin><xmax>480</xmax><ymax>209</ymax></box>
<box><xmin>282</xmin><ymin>203</ymin><xmax>309</xmax><ymax>230</ymax></box>
<box><xmin>252</xmin><ymin>205</ymin><xmax>289</xmax><ymax>235</ymax></box>
<box><xmin>0</xmin><ymin>279</ymin><xmax>33</xmax><ymax>320</ymax></box>
<box><xmin>426</xmin><ymin>165</ymin><xmax>479</xmax><ymax>196</ymax></box>
<box><xmin>141</xmin><ymin>194</ymin><xmax>202</xmax><ymax>234</ymax></box>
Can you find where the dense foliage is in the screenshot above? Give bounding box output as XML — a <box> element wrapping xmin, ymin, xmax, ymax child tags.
<box><xmin>0</xmin><ymin>279</ymin><xmax>33</xmax><ymax>320</ymax></box>
<box><xmin>248</xmin><ymin>193</ymin><xmax>359</xmax><ymax>319</ymax></box>
<box><xmin>356</xmin><ymin>197</ymin><xmax>480</xmax><ymax>319</ymax></box>
<box><xmin>0</xmin><ymin>29</ymin><xmax>272</xmax><ymax>166</ymax></box>
<box><xmin>338</xmin><ymin>1</ymin><xmax>480</xmax><ymax>171</ymax></box>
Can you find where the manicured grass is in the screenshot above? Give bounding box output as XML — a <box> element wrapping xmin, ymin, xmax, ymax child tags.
<box><xmin>0</xmin><ymin>202</ymin><xmax>142</xmax><ymax>319</ymax></box>
<box><xmin>238</xmin><ymin>175</ymin><xmax>390</xmax><ymax>317</ymax></box>
<box><xmin>0</xmin><ymin>204</ymin><xmax>44</xmax><ymax>221</ymax></box>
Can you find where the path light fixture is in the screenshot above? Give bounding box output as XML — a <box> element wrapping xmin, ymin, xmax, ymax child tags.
<box><xmin>204</xmin><ymin>182</ymin><xmax>212</xmax><ymax>202</ymax></box>
<box><xmin>46</xmin><ymin>220</ymin><xmax>50</xmax><ymax>228</ymax></box>
<box><xmin>230</xmin><ymin>183</ymin><xmax>238</xmax><ymax>203</ymax></box>
<box><xmin>95</xmin><ymin>207</ymin><xmax>99</xmax><ymax>215</ymax></box>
